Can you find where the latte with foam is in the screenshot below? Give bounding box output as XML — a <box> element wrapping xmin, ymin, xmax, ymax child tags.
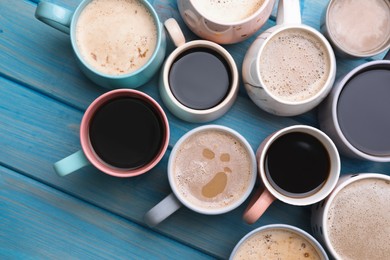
<box><xmin>192</xmin><ymin>0</ymin><xmax>265</xmax><ymax>23</ymax></box>
<box><xmin>327</xmin><ymin>178</ymin><xmax>390</xmax><ymax>260</ymax></box>
<box><xmin>259</xmin><ymin>28</ymin><xmax>330</xmax><ymax>102</ymax></box>
<box><xmin>172</xmin><ymin>129</ymin><xmax>252</xmax><ymax>210</ymax></box>
<box><xmin>76</xmin><ymin>0</ymin><xmax>157</xmax><ymax>75</ymax></box>
<box><xmin>232</xmin><ymin>228</ymin><xmax>322</xmax><ymax>260</ymax></box>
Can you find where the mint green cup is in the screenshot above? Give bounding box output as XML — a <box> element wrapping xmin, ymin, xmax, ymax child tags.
<box><xmin>35</xmin><ymin>0</ymin><xmax>167</xmax><ymax>89</ymax></box>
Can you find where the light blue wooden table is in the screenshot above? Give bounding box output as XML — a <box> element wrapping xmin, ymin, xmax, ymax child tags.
<box><xmin>1</xmin><ymin>0</ymin><xmax>389</xmax><ymax>259</ymax></box>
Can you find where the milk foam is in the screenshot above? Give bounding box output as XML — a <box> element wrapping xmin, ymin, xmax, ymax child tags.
<box><xmin>259</xmin><ymin>29</ymin><xmax>330</xmax><ymax>102</ymax></box>
<box><xmin>327</xmin><ymin>178</ymin><xmax>390</xmax><ymax>260</ymax></box>
<box><xmin>173</xmin><ymin>130</ymin><xmax>252</xmax><ymax>210</ymax></box>
<box><xmin>329</xmin><ymin>0</ymin><xmax>390</xmax><ymax>54</ymax></box>
<box><xmin>193</xmin><ymin>0</ymin><xmax>265</xmax><ymax>23</ymax></box>
<box><xmin>76</xmin><ymin>0</ymin><xmax>157</xmax><ymax>75</ymax></box>
<box><xmin>233</xmin><ymin>229</ymin><xmax>321</xmax><ymax>260</ymax></box>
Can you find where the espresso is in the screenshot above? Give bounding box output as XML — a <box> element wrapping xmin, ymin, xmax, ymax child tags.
<box><xmin>89</xmin><ymin>97</ymin><xmax>164</xmax><ymax>169</ymax></box>
<box><xmin>327</xmin><ymin>178</ymin><xmax>390</xmax><ymax>260</ymax></box>
<box><xmin>260</xmin><ymin>29</ymin><xmax>330</xmax><ymax>102</ymax></box>
<box><xmin>76</xmin><ymin>0</ymin><xmax>157</xmax><ymax>75</ymax></box>
<box><xmin>232</xmin><ymin>228</ymin><xmax>322</xmax><ymax>260</ymax></box>
<box><xmin>169</xmin><ymin>48</ymin><xmax>231</xmax><ymax>110</ymax></box>
<box><xmin>337</xmin><ymin>68</ymin><xmax>390</xmax><ymax>156</ymax></box>
<box><xmin>328</xmin><ymin>0</ymin><xmax>390</xmax><ymax>55</ymax></box>
<box><xmin>193</xmin><ymin>0</ymin><xmax>265</xmax><ymax>23</ymax></box>
<box><xmin>266</xmin><ymin>132</ymin><xmax>330</xmax><ymax>195</ymax></box>
<box><xmin>172</xmin><ymin>130</ymin><xmax>252</xmax><ymax>209</ymax></box>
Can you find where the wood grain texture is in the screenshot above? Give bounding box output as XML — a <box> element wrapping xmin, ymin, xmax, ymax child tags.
<box><xmin>1</xmin><ymin>0</ymin><xmax>390</xmax><ymax>259</ymax></box>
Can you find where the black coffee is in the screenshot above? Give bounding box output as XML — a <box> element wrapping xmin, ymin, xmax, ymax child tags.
<box><xmin>265</xmin><ymin>132</ymin><xmax>330</xmax><ymax>194</ymax></box>
<box><xmin>89</xmin><ymin>97</ymin><xmax>164</xmax><ymax>169</ymax></box>
<box><xmin>337</xmin><ymin>68</ymin><xmax>390</xmax><ymax>156</ymax></box>
<box><xmin>168</xmin><ymin>47</ymin><xmax>231</xmax><ymax>110</ymax></box>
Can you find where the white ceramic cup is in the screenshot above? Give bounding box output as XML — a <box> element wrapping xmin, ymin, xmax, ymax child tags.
<box><xmin>143</xmin><ymin>125</ymin><xmax>257</xmax><ymax>227</ymax></box>
<box><xmin>177</xmin><ymin>0</ymin><xmax>276</xmax><ymax>44</ymax></box>
<box><xmin>242</xmin><ymin>0</ymin><xmax>336</xmax><ymax>116</ymax></box>
<box><xmin>311</xmin><ymin>173</ymin><xmax>390</xmax><ymax>260</ymax></box>
<box><xmin>230</xmin><ymin>224</ymin><xmax>329</xmax><ymax>260</ymax></box>
<box><xmin>159</xmin><ymin>19</ymin><xmax>239</xmax><ymax>123</ymax></box>
<box><xmin>243</xmin><ymin>125</ymin><xmax>340</xmax><ymax>224</ymax></box>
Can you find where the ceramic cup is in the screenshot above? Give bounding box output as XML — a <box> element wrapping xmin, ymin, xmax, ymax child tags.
<box><xmin>159</xmin><ymin>18</ymin><xmax>239</xmax><ymax>123</ymax></box>
<box><xmin>35</xmin><ymin>0</ymin><xmax>166</xmax><ymax>89</ymax></box>
<box><xmin>321</xmin><ymin>0</ymin><xmax>390</xmax><ymax>58</ymax></box>
<box><xmin>143</xmin><ymin>125</ymin><xmax>257</xmax><ymax>227</ymax></box>
<box><xmin>311</xmin><ymin>173</ymin><xmax>390</xmax><ymax>260</ymax></box>
<box><xmin>230</xmin><ymin>224</ymin><xmax>329</xmax><ymax>260</ymax></box>
<box><xmin>177</xmin><ymin>0</ymin><xmax>276</xmax><ymax>44</ymax></box>
<box><xmin>318</xmin><ymin>52</ymin><xmax>390</xmax><ymax>162</ymax></box>
<box><xmin>242</xmin><ymin>0</ymin><xmax>336</xmax><ymax>116</ymax></box>
<box><xmin>243</xmin><ymin>125</ymin><xmax>340</xmax><ymax>224</ymax></box>
<box><xmin>54</xmin><ymin>89</ymin><xmax>169</xmax><ymax>177</ymax></box>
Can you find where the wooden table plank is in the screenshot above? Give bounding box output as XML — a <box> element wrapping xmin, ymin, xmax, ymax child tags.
<box><xmin>0</xmin><ymin>166</ymin><xmax>212</xmax><ymax>259</ymax></box>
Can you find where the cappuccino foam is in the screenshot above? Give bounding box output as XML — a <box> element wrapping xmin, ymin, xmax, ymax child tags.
<box><xmin>172</xmin><ymin>130</ymin><xmax>252</xmax><ymax>210</ymax></box>
<box><xmin>328</xmin><ymin>0</ymin><xmax>390</xmax><ymax>55</ymax></box>
<box><xmin>327</xmin><ymin>178</ymin><xmax>390</xmax><ymax>260</ymax></box>
<box><xmin>76</xmin><ymin>0</ymin><xmax>157</xmax><ymax>75</ymax></box>
<box><xmin>232</xmin><ymin>228</ymin><xmax>322</xmax><ymax>260</ymax></box>
<box><xmin>193</xmin><ymin>0</ymin><xmax>265</xmax><ymax>23</ymax></box>
<box><xmin>259</xmin><ymin>29</ymin><xmax>330</xmax><ymax>102</ymax></box>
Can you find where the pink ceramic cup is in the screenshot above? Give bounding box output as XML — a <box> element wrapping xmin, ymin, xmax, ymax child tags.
<box><xmin>54</xmin><ymin>89</ymin><xmax>170</xmax><ymax>177</ymax></box>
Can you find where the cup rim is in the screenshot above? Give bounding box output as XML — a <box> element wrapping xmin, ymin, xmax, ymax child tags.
<box><xmin>161</xmin><ymin>40</ymin><xmax>239</xmax><ymax>116</ymax></box>
<box><xmin>325</xmin><ymin>0</ymin><xmax>390</xmax><ymax>58</ymax></box>
<box><xmin>330</xmin><ymin>60</ymin><xmax>390</xmax><ymax>161</ymax></box>
<box><xmin>229</xmin><ymin>224</ymin><xmax>329</xmax><ymax>260</ymax></box>
<box><xmin>80</xmin><ymin>89</ymin><xmax>169</xmax><ymax>177</ymax></box>
<box><xmin>189</xmin><ymin>0</ymin><xmax>274</xmax><ymax>26</ymax></box>
<box><xmin>70</xmin><ymin>0</ymin><xmax>163</xmax><ymax>79</ymax></box>
<box><xmin>255</xmin><ymin>24</ymin><xmax>337</xmax><ymax>106</ymax></box>
<box><xmin>167</xmin><ymin>124</ymin><xmax>257</xmax><ymax>215</ymax></box>
<box><xmin>320</xmin><ymin>173</ymin><xmax>390</xmax><ymax>259</ymax></box>
<box><xmin>258</xmin><ymin>125</ymin><xmax>340</xmax><ymax>206</ymax></box>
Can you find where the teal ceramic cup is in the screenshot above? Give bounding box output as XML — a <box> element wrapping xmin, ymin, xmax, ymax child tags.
<box><xmin>35</xmin><ymin>0</ymin><xmax>167</xmax><ymax>89</ymax></box>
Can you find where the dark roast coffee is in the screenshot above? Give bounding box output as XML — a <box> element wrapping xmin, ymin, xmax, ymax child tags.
<box><xmin>168</xmin><ymin>47</ymin><xmax>231</xmax><ymax>110</ymax></box>
<box><xmin>89</xmin><ymin>97</ymin><xmax>164</xmax><ymax>169</ymax></box>
<box><xmin>337</xmin><ymin>68</ymin><xmax>390</xmax><ymax>156</ymax></box>
<box><xmin>265</xmin><ymin>132</ymin><xmax>330</xmax><ymax>194</ymax></box>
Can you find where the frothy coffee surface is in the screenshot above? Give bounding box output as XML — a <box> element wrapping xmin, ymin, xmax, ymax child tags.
<box><xmin>259</xmin><ymin>29</ymin><xmax>330</xmax><ymax>102</ymax></box>
<box><xmin>327</xmin><ymin>178</ymin><xmax>390</xmax><ymax>260</ymax></box>
<box><xmin>329</xmin><ymin>0</ymin><xmax>390</xmax><ymax>55</ymax></box>
<box><xmin>76</xmin><ymin>0</ymin><xmax>157</xmax><ymax>75</ymax></box>
<box><xmin>232</xmin><ymin>228</ymin><xmax>322</xmax><ymax>260</ymax></box>
<box><xmin>172</xmin><ymin>130</ymin><xmax>252</xmax><ymax>210</ymax></box>
<box><xmin>193</xmin><ymin>0</ymin><xmax>265</xmax><ymax>23</ymax></box>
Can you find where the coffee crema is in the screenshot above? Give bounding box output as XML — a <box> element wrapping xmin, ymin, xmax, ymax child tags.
<box><xmin>328</xmin><ymin>0</ymin><xmax>390</xmax><ymax>55</ymax></box>
<box><xmin>192</xmin><ymin>0</ymin><xmax>265</xmax><ymax>23</ymax></box>
<box><xmin>172</xmin><ymin>130</ymin><xmax>252</xmax><ymax>210</ymax></box>
<box><xmin>327</xmin><ymin>178</ymin><xmax>390</xmax><ymax>260</ymax></box>
<box><xmin>76</xmin><ymin>0</ymin><xmax>157</xmax><ymax>75</ymax></box>
<box><xmin>259</xmin><ymin>28</ymin><xmax>330</xmax><ymax>102</ymax></box>
<box><xmin>232</xmin><ymin>228</ymin><xmax>322</xmax><ymax>260</ymax></box>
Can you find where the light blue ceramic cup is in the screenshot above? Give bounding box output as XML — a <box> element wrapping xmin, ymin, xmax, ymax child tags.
<box><xmin>35</xmin><ymin>0</ymin><xmax>167</xmax><ymax>89</ymax></box>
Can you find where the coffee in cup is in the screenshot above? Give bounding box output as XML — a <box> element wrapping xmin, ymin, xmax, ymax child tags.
<box><xmin>311</xmin><ymin>173</ymin><xmax>390</xmax><ymax>260</ymax></box>
<box><xmin>230</xmin><ymin>224</ymin><xmax>328</xmax><ymax>260</ymax></box>
<box><xmin>143</xmin><ymin>125</ymin><xmax>257</xmax><ymax>227</ymax></box>
<box><xmin>75</xmin><ymin>0</ymin><xmax>157</xmax><ymax>75</ymax></box>
<box><xmin>322</xmin><ymin>0</ymin><xmax>390</xmax><ymax>58</ymax></box>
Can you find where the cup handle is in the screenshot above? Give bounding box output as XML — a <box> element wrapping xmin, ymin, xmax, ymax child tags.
<box><xmin>35</xmin><ymin>1</ymin><xmax>73</xmax><ymax>34</ymax></box>
<box><xmin>53</xmin><ymin>150</ymin><xmax>90</xmax><ymax>176</ymax></box>
<box><xmin>276</xmin><ymin>0</ymin><xmax>301</xmax><ymax>25</ymax></box>
<box><xmin>143</xmin><ymin>193</ymin><xmax>182</xmax><ymax>227</ymax></box>
<box><xmin>243</xmin><ymin>186</ymin><xmax>276</xmax><ymax>224</ymax></box>
<box><xmin>164</xmin><ymin>18</ymin><xmax>186</xmax><ymax>47</ymax></box>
